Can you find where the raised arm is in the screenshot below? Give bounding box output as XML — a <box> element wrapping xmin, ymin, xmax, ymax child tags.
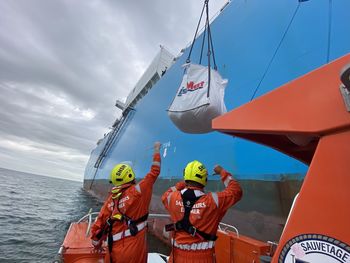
<box><xmin>212</xmin><ymin>165</ymin><xmax>243</xmax><ymax>213</ymax></box>
<box><xmin>137</xmin><ymin>142</ymin><xmax>161</xmax><ymax>192</ymax></box>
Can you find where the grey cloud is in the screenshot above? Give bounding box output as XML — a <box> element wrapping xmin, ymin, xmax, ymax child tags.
<box><xmin>0</xmin><ymin>83</ymin><xmax>103</xmax><ymax>153</ymax></box>
<box><xmin>0</xmin><ymin>0</ymin><xmax>227</xmax><ymax>180</ymax></box>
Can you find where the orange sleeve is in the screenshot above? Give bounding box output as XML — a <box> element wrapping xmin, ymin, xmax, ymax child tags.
<box><xmin>137</xmin><ymin>152</ymin><xmax>161</xmax><ymax>194</ymax></box>
<box><xmin>216</xmin><ymin>169</ymin><xmax>243</xmax><ymax>213</ymax></box>
<box><xmin>161</xmin><ymin>187</ymin><xmax>174</xmax><ymax>210</ymax></box>
<box><xmin>90</xmin><ymin>195</ymin><xmax>113</xmax><ymax>240</ymax></box>
<box><xmin>161</xmin><ymin>181</ymin><xmax>185</xmax><ymax>210</ymax></box>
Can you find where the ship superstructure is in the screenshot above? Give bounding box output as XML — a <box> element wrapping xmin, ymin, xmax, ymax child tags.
<box><xmin>87</xmin><ymin>46</ymin><xmax>175</xmax><ymax>178</ymax></box>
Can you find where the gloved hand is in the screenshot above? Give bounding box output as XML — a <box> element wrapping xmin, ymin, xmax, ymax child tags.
<box><xmin>175</xmin><ymin>181</ymin><xmax>186</xmax><ymax>190</ymax></box>
<box><xmin>91</xmin><ymin>238</ymin><xmax>103</xmax><ymax>252</ymax></box>
<box><xmin>154</xmin><ymin>141</ymin><xmax>161</xmax><ymax>153</ymax></box>
<box><xmin>214</xmin><ymin>165</ymin><xmax>232</xmax><ymax>183</ymax></box>
<box><xmin>213</xmin><ymin>165</ymin><xmax>223</xmax><ymax>175</ymax></box>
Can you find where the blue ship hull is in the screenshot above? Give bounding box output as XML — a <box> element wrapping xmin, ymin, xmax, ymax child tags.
<box><xmin>84</xmin><ymin>0</ymin><xmax>350</xmax><ymax>241</ymax></box>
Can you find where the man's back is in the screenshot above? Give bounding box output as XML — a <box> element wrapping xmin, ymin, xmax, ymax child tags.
<box><xmin>162</xmin><ymin>165</ymin><xmax>242</xmax><ymax>262</ymax></box>
<box><xmin>90</xmin><ymin>142</ymin><xmax>161</xmax><ymax>263</ymax></box>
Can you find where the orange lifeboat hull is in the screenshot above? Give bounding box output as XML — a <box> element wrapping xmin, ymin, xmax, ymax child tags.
<box><xmin>215</xmin><ymin>230</ymin><xmax>271</xmax><ymax>262</ymax></box>
<box><xmin>60</xmin><ymin>222</ymin><xmax>110</xmax><ymax>263</ymax></box>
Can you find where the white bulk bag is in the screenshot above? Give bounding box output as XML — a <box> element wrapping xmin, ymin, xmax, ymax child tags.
<box><xmin>168</xmin><ymin>63</ymin><xmax>227</xmax><ymax>134</ymax></box>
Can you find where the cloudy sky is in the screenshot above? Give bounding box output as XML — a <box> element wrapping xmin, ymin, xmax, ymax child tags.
<box><xmin>0</xmin><ymin>0</ymin><xmax>227</xmax><ymax>181</ymax></box>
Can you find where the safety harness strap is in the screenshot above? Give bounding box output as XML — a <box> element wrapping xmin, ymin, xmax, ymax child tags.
<box><xmin>112</xmin><ymin>186</ymin><xmax>149</xmax><ymax>236</ymax></box>
<box><xmin>106</xmin><ymin>213</ymin><xmax>148</xmax><ymax>248</ymax></box>
<box><xmin>165</xmin><ymin>189</ymin><xmax>217</xmax><ymax>241</ymax></box>
<box><xmin>104</xmin><ymin>186</ymin><xmax>149</xmax><ymax>251</ymax></box>
<box><xmin>124</xmin><ymin>213</ymin><xmax>148</xmax><ymax>236</ymax></box>
<box><xmin>165</xmin><ymin>223</ymin><xmax>217</xmax><ymax>241</ymax></box>
<box><xmin>107</xmin><ymin>218</ymin><xmax>115</xmax><ymax>253</ymax></box>
<box><xmin>132</xmin><ymin>213</ymin><xmax>149</xmax><ymax>224</ymax></box>
<box><xmin>112</xmin><ymin>221</ymin><xmax>147</xmax><ymax>242</ymax></box>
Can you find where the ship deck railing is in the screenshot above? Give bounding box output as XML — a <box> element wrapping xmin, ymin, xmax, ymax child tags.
<box><xmin>78</xmin><ymin>211</ymin><xmax>239</xmax><ymax>238</ymax></box>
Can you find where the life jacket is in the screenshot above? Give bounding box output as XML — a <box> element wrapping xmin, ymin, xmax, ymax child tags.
<box><xmin>165</xmin><ymin>189</ymin><xmax>217</xmax><ymax>241</ymax></box>
<box><xmin>99</xmin><ymin>185</ymin><xmax>149</xmax><ymax>252</ymax></box>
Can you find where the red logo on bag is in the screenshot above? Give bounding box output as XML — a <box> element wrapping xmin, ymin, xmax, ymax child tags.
<box><xmin>177</xmin><ymin>81</ymin><xmax>205</xmax><ymax>96</ymax></box>
<box><xmin>187</xmin><ymin>81</ymin><xmax>205</xmax><ymax>90</ymax></box>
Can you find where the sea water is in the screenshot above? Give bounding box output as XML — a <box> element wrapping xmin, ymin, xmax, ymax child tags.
<box><xmin>0</xmin><ymin>167</ymin><xmax>169</xmax><ymax>263</ymax></box>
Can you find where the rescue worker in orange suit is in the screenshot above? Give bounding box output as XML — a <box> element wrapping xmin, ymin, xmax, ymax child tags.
<box><xmin>90</xmin><ymin>142</ymin><xmax>161</xmax><ymax>263</ymax></box>
<box><xmin>162</xmin><ymin>160</ymin><xmax>242</xmax><ymax>263</ymax></box>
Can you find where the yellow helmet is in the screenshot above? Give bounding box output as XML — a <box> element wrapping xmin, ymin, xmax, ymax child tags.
<box><xmin>110</xmin><ymin>163</ymin><xmax>135</xmax><ymax>186</ymax></box>
<box><xmin>183</xmin><ymin>160</ymin><xmax>208</xmax><ymax>186</ymax></box>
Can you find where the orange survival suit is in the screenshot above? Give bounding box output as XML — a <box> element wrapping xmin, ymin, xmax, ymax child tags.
<box><xmin>90</xmin><ymin>152</ymin><xmax>161</xmax><ymax>263</ymax></box>
<box><xmin>162</xmin><ymin>168</ymin><xmax>242</xmax><ymax>263</ymax></box>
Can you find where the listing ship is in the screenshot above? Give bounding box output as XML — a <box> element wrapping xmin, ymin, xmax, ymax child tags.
<box><xmin>83</xmin><ymin>0</ymin><xmax>350</xmax><ymax>243</ymax></box>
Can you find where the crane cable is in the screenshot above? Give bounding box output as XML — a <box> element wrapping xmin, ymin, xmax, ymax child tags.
<box><xmin>326</xmin><ymin>0</ymin><xmax>333</xmax><ymax>63</ymax></box>
<box><xmin>186</xmin><ymin>0</ymin><xmax>217</xmax><ymax>70</ymax></box>
<box><xmin>250</xmin><ymin>1</ymin><xmax>301</xmax><ymax>101</ymax></box>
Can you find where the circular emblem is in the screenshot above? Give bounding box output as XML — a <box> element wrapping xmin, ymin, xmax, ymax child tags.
<box><xmin>279</xmin><ymin>234</ymin><xmax>350</xmax><ymax>263</ymax></box>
